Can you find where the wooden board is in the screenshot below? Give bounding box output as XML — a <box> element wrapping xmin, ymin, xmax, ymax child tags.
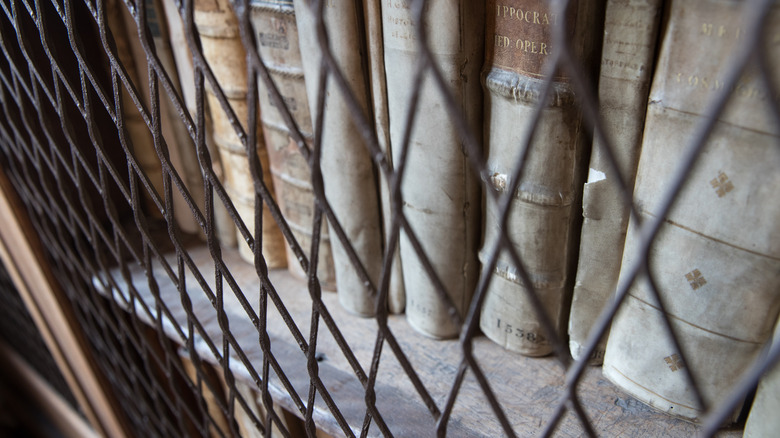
<box><xmin>0</xmin><ymin>340</ymin><xmax>99</xmax><ymax>438</ymax></box>
<box><xmin>95</xmin><ymin>243</ymin><xmax>744</xmax><ymax>437</ymax></box>
<box><xmin>0</xmin><ymin>170</ymin><xmax>130</xmax><ymax>438</ymax></box>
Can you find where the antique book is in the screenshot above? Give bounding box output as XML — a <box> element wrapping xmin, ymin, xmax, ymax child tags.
<box><xmin>568</xmin><ymin>0</ymin><xmax>663</xmax><ymax>364</ymax></box>
<box><xmin>161</xmin><ymin>0</ymin><xmax>236</xmax><ymax>246</ymax></box>
<box><xmin>180</xmin><ymin>355</ymin><xmax>233</xmax><ymax>437</ymax></box>
<box><xmin>363</xmin><ymin>0</ymin><xmax>405</xmax><ymax>314</ymax></box>
<box><xmin>383</xmin><ymin>1</ymin><xmax>484</xmax><ymax>338</ymax></box>
<box><xmin>479</xmin><ymin>0</ymin><xmax>601</xmax><ymax>355</ymax></box>
<box><xmin>293</xmin><ymin>0</ymin><xmax>384</xmax><ymax>316</ymax></box>
<box><xmin>194</xmin><ymin>0</ymin><xmax>287</xmax><ymax>266</ymax></box>
<box><xmin>107</xmin><ymin>0</ymin><xmax>165</xmax><ymax>219</ymax></box>
<box><xmin>744</xmin><ymin>318</ymin><xmax>780</xmax><ymax>438</ymax></box>
<box><xmin>248</xmin><ymin>0</ymin><xmax>336</xmax><ymax>290</ymax></box>
<box><xmin>119</xmin><ymin>0</ymin><xmax>203</xmax><ymax>234</ymax></box>
<box><xmin>603</xmin><ymin>0</ymin><xmax>780</xmax><ymax>422</ymax></box>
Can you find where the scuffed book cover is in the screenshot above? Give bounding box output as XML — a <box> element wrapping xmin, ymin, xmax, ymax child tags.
<box><xmin>568</xmin><ymin>0</ymin><xmax>663</xmax><ymax>365</ymax></box>
<box><xmin>249</xmin><ymin>0</ymin><xmax>337</xmax><ymax>289</ymax></box>
<box><xmin>383</xmin><ymin>0</ymin><xmax>484</xmax><ymax>338</ymax></box>
<box><xmin>479</xmin><ymin>0</ymin><xmax>602</xmax><ymax>356</ymax></box>
<box><xmin>293</xmin><ymin>0</ymin><xmax>384</xmax><ymax>316</ymax></box>
<box><xmin>603</xmin><ymin>0</ymin><xmax>780</xmax><ymax>423</ymax></box>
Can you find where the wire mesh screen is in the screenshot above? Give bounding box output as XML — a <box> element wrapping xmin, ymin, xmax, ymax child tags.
<box><xmin>0</xmin><ymin>261</ymin><xmax>83</xmax><ymax>413</ymax></box>
<box><xmin>0</xmin><ymin>0</ymin><xmax>779</xmax><ymax>436</ymax></box>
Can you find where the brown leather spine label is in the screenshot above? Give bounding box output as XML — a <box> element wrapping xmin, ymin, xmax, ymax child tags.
<box><xmin>486</xmin><ymin>0</ymin><xmax>576</xmax><ymax>80</ymax></box>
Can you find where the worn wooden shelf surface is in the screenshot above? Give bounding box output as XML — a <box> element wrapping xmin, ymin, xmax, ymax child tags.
<box><xmin>96</xmin><ymin>243</ymin><xmax>742</xmax><ymax>437</ymax></box>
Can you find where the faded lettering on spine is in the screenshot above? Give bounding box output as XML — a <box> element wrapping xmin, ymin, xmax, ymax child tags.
<box><xmin>479</xmin><ymin>0</ymin><xmax>596</xmax><ymax>356</ymax></box>
<box><xmin>603</xmin><ymin>0</ymin><xmax>780</xmax><ymax>422</ymax></box>
<box><xmin>568</xmin><ymin>0</ymin><xmax>662</xmax><ymax>365</ymax></box>
<box><xmin>250</xmin><ymin>1</ymin><xmax>336</xmax><ymax>289</ymax></box>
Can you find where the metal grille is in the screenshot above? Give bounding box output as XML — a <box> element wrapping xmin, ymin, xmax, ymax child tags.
<box><xmin>0</xmin><ymin>261</ymin><xmax>82</xmax><ymax>412</ymax></box>
<box><xmin>0</xmin><ymin>0</ymin><xmax>778</xmax><ymax>436</ymax></box>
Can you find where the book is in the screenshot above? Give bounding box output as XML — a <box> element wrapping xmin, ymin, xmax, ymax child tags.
<box><xmin>568</xmin><ymin>0</ymin><xmax>663</xmax><ymax>364</ymax></box>
<box><xmin>180</xmin><ymin>355</ymin><xmax>234</xmax><ymax>437</ymax></box>
<box><xmin>232</xmin><ymin>380</ymin><xmax>291</xmax><ymax>438</ymax></box>
<box><xmin>248</xmin><ymin>0</ymin><xmax>336</xmax><ymax>290</ymax></box>
<box><xmin>194</xmin><ymin>0</ymin><xmax>287</xmax><ymax>267</ymax></box>
<box><xmin>119</xmin><ymin>0</ymin><xmax>204</xmax><ymax>235</ymax></box>
<box><xmin>479</xmin><ymin>0</ymin><xmax>601</xmax><ymax>355</ymax></box>
<box><xmin>382</xmin><ymin>0</ymin><xmax>484</xmax><ymax>338</ymax></box>
<box><xmin>743</xmin><ymin>318</ymin><xmax>780</xmax><ymax>438</ymax></box>
<box><xmin>602</xmin><ymin>0</ymin><xmax>780</xmax><ymax>422</ymax></box>
<box><xmin>362</xmin><ymin>0</ymin><xmax>405</xmax><ymax>314</ymax></box>
<box><xmin>293</xmin><ymin>0</ymin><xmax>385</xmax><ymax>316</ymax></box>
<box><xmin>161</xmin><ymin>0</ymin><xmax>237</xmax><ymax>246</ymax></box>
<box><xmin>106</xmin><ymin>0</ymin><xmax>165</xmax><ymax>219</ymax></box>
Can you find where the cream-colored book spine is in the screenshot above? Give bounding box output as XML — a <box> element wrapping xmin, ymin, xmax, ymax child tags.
<box><xmin>362</xmin><ymin>0</ymin><xmax>405</xmax><ymax>314</ymax></box>
<box><xmin>180</xmin><ymin>356</ymin><xmax>233</xmax><ymax>437</ymax></box>
<box><xmin>479</xmin><ymin>0</ymin><xmax>600</xmax><ymax>355</ymax></box>
<box><xmin>194</xmin><ymin>0</ymin><xmax>286</xmax><ymax>267</ymax></box>
<box><xmin>119</xmin><ymin>0</ymin><xmax>203</xmax><ymax>234</ymax></box>
<box><xmin>107</xmin><ymin>0</ymin><xmax>165</xmax><ymax>219</ymax></box>
<box><xmin>293</xmin><ymin>0</ymin><xmax>384</xmax><ymax>316</ymax></box>
<box><xmin>603</xmin><ymin>0</ymin><xmax>780</xmax><ymax>422</ymax></box>
<box><xmin>744</xmin><ymin>318</ymin><xmax>780</xmax><ymax>438</ymax></box>
<box><xmin>249</xmin><ymin>0</ymin><xmax>336</xmax><ymax>290</ymax></box>
<box><xmin>161</xmin><ymin>0</ymin><xmax>236</xmax><ymax>246</ymax></box>
<box><xmin>568</xmin><ymin>0</ymin><xmax>663</xmax><ymax>364</ymax></box>
<box><xmin>232</xmin><ymin>380</ymin><xmax>289</xmax><ymax>438</ymax></box>
<box><xmin>382</xmin><ymin>1</ymin><xmax>484</xmax><ymax>338</ymax></box>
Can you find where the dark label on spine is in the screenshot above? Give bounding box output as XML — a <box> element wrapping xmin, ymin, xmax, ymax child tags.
<box><xmin>486</xmin><ymin>0</ymin><xmax>576</xmax><ymax>80</ymax></box>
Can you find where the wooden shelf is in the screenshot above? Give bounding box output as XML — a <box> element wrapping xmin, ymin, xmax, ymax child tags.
<box><xmin>95</xmin><ymin>243</ymin><xmax>742</xmax><ymax>437</ymax></box>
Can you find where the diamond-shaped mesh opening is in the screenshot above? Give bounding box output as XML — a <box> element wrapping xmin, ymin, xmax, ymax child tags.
<box><xmin>0</xmin><ymin>0</ymin><xmax>779</xmax><ymax>436</ymax></box>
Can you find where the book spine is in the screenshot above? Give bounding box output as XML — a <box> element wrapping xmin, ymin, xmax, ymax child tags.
<box><xmin>603</xmin><ymin>0</ymin><xmax>780</xmax><ymax>422</ymax></box>
<box><xmin>568</xmin><ymin>0</ymin><xmax>663</xmax><ymax>364</ymax></box>
<box><xmin>744</xmin><ymin>318</ymin><xmax>780</xmax><ymax>438</ymax></box>
<box><xmin>180</xmin><ymin>355</ymin><xmax>233</xmax><ymax>437</ymax></box>
<box><xmin>249</xmin><ymin>1</ymin><xmax>337</xmax><ymax>290</ymax></box>
<box><xmin>120</xmin><ymin>0</ymin><xmax>204</xmax><ymax>234</ymax></box>
<box><xmin>194</xmin><ymin>0</ymin><xmax>287</xmax><ymax>267</ymax></box>
<box><xmin>160</xmin><ymin>0</ymin><xmax>238</xmax><ymax>247</ymax></box>
<box><xmin>383</xmin><ymin>1</ymin><xmax>484</xmax><ymax>338</ymax></box>
<box><xmin>107</xmin><ymin>0</ymin><xmax>165</xmax><ymax>219</ymax></box>
<box><xmin>293</xmin><ymin>0</ymin><xmax>385</xmax><ymax>316</ymax></box>
<box><xmin>479</xmin><ymin>0</ymin><xmax>599</xmax><ymax>355</ymax></box>
<box><xmin>363</xmin><ymin>0</ymin><xmax>405</xmax><ymax>314</ymax></box>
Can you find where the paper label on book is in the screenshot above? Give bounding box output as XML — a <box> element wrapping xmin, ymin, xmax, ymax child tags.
<box><xmin>651</xmin><ymin>1</ymin><xmax>780</xmax><ymax>135</ymax></box>
<box><xmin>383</xmin><ymin>0</ymin><xmax>462</xmax><ymax>54</ymax></box>
<box><xmin>599</xmin><ymin>0</ymin><xmax>661</xmax><ymax>82</ymax></box>
<box><xmin>486</xmin><ymin>0</ymin><xmax>576</xmax><ymax>80</ymax></box>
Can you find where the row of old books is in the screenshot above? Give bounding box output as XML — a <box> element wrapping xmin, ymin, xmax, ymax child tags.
<box><xmin>112</xmin><ymin>0</ymin><xmax>780</xmax><ymax>431</ymax></box>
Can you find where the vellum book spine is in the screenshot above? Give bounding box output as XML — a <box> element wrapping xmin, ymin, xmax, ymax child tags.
<box><xmin>363</xmin><ymin>0</ymin><xmax>405</xmax><ymax>314</ymax></box>
<box><xmin>743</xmin><ymin>317</ymin><xmax>780</xmax><ymax>438</ymax></box>
<box><xmin>382</xmin><ymin>0</ymin><xmax>484</xmax><ymax>338</ymax></box>
<box><xmin>249</xmin><ymin>0</ymin><xmax>336</xmax><ymax>289</ymax></box>
<box><xmin>293</xmin><ymin>0</ymin><xmax>384</xmax><ymax>316</ymax></box>
<box><xmin>107</xmin><ymin>0</ymin><xmax>165</xmax><ymax>219</ymax></box>
<box><xmin>194</xmin><ymin>0</ymin><xmax>287</xmax><ymax>267</ymax></box>
<box><xmin>603</xmin><ymin>0</ymin><xmax>780</xmax><ymax>422</ymax></box>
<box><xmin>120</xmin><ymin>0</ymin><xmax>204</xmax><ymax>234</ymax></box>
<box><xmin>479</xmin><ymin>0</ymin><xmax>599</xmax><ymax>356</ymax></box>
<box><xmin>161</xmin><ymin>0</ymin><xmax>237</xmax><ymax>246</ymax></box>
<box><xmin>568</xmin><ymin>0</ymin><xmax>663</xmax><ymax>364</ymax></box>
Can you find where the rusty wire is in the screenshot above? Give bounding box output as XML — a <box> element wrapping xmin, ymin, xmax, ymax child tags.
<box><xmin>0</xmin><ymin>0</ymin><xmax>779</xmax><ymax>436</ymax></box>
